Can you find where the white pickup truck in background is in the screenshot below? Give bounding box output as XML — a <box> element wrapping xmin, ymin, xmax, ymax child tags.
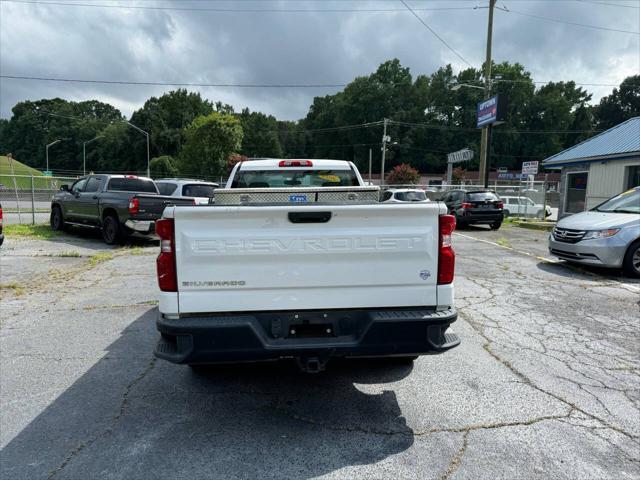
<box><xmin>154</xmin><ymin>159</ymin><xmax>459</xmax><ymax>372</ymax></box>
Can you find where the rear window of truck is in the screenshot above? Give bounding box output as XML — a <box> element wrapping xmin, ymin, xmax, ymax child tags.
<box><xmin>231</xmin><ymin>169</ymin><xmax>359</xmax><ymax>188</ymax></box>
<box><xmin>107</xmin><ymin>178</ymin><xmax>158</xmax><ymax>193</ymax></box>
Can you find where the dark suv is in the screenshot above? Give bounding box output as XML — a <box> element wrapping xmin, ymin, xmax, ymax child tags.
<box><xmin>441</xmin><ymin>189</ymin><xmax>504</xmax><ymax>230</ymax></box>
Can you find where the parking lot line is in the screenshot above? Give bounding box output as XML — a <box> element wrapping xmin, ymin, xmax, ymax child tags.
<box><xmin>453</xmin><ymin>232</ymin><xmax>559</xmax><ymax>264</ymax></box>
<box><xmin>454</xmin><ymin>231</ymin><xmax>640</xmax><ymax>294</ymax></box>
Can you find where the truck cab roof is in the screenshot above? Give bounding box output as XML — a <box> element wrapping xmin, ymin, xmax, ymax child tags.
<box><xmin>237</xmin><ymin>159</ymin><xmax>353</xmax><ymax>171</ymax></box>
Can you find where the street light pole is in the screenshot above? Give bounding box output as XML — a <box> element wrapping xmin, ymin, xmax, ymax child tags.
<box><xmin>45</xmin><ymin>139</ymin><xmax>61</xmax><ymax>172</ymax></box>
<box><xmin>83</xmin><ymin>135</ymin><xmax>103</xmax><ymax>175</ymax></box>
<box><xmin>124</xmin><ymin>121</ymin><xmax>150</xmax><ymax>177</ymax></box>
<box><xmin>478</xmin><ymin>0</ymin><xmax>496</xmax><ymax>188</ymax></box>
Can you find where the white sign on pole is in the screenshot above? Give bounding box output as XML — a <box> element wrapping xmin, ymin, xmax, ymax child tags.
<box><xmin>447</xmin><ymin>148</ymin><xmax>474</xmax><ymax>164</ymax></box>
<box><xmin>521</xmin><ymin>161</ymin><xmax>539</xmax><ymax>175</ymax></box>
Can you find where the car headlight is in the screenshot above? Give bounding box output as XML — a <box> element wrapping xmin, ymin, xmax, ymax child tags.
<box><xmin>582</xmin><ymin>229</ymin><xmax>620</xmax><ymax>240</ymax></box>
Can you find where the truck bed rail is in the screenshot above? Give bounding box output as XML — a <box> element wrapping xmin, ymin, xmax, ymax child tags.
<box><xmin>212</xmin><ymin>186</ymin><xmax>380</xmax><ymax>205</ymax></box>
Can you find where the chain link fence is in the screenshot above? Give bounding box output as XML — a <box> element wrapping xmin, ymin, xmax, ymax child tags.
<box><xmin>379</xmin><ymin>181</ymin><xmax>559</xmax><ymax>221</ymax></box>
<box><xmin>0</xmin><ymin>175</ymin><xmax>79</xmax><ymax>225</ymax></box>
<box><xmin>0</xmin><ymin>174</ymin><xmax>560</xmax><ymax>225</ymax></box>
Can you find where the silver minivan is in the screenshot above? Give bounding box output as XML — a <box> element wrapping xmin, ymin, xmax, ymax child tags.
<box><xmin>548</xmin><ymin>187</ymin><xmax>640</xmax><ymax>276</ymax></box>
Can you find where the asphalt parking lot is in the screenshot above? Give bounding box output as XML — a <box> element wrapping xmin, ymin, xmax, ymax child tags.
<box><xmin>1</xmin><ymin>225</ymin><xmax>638</xmax><ymax>479</ymax></box>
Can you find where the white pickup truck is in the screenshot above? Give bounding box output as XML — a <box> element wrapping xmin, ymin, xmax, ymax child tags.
<box><xmin>154</xmin><ymin>159</ymin><xmax>459</xmax><ymax>372</ymax></box>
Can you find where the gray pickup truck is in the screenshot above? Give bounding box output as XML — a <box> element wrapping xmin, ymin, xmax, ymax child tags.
<box><xmin>50</xmin><ymin>174</ymin><xmax>193</xmax><ymax>244</ymax></box>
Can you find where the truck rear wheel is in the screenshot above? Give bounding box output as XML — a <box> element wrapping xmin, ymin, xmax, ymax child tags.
<box><xmin>102</xmin><ymin>214</ymin><xmax>123</xmax><ymax>245</ymax></box>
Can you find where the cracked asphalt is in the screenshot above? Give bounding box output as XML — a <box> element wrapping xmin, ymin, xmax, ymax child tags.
<box><xmin>1</xmin><ymin>224</ymin><xmax>638</xmax><ymax>479</ymax></box>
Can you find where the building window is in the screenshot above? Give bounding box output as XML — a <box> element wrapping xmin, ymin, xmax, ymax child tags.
<box><xmin>626</xmin><ymin>165</ymin><xmax>640</xmax><ymax>189</ymax></box>
<box><xmin>565</xmin><ymin>171</ymin><xmax>588</xmax><ymax>213</ymax></box>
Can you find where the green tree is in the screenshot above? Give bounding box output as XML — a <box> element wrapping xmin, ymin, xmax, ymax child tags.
<box><xmin>149</xmin><ymin>155</ymin><xmax>178</xmax><ymax>178</ymax></box>
<box><xmin>594</xmin><ymin>75</ymin><xmax>640</xmax><ymax>129</ymax></box>
<box><xmin>238</xmin><ymin>109</ymin><xmax>282</xmax><ymax>158</ymax></box>
<box><xmin>127</xmin><ymin>89</ymin><xmax>214</xmax><ymax>163</ymax></box>
<box><xmin>1</xmin><ymin>98</ymin><xmax>123</xmax><ymax>172</ymax></box>
<box><xmin>179</xmin><ymin>112</ymin><xmax>243</xmax><ymax>177</ymax></box>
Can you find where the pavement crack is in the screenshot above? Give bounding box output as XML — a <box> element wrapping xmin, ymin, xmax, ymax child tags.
<box><xmin>47</xmin><ymin>357</ymin><xmax>157</xmax><ymax>479</ymax></box>
<box><xmin>438</xmin><ymin>431</ymin><xmax>469</xmax><ymax>480</ymax></box>
<box><xmin>459</xmin><ymin>310</ymin><xmax>639</xmax><ymax>441</ymax></box>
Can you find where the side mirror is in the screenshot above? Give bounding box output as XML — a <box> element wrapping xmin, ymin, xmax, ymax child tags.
<box><xmin>60</xmin><ymin>184</ymin><xmax>70</xmax><ymax>192</ymax></box>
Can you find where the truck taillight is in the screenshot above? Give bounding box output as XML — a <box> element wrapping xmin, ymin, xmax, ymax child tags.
<box><xmin>461</xmin><ymin>202</ymin><xmax>473</xmax><ymax>209</ymax></box>
<box><xmin>438</xmin><ymin>214</ymin><xmax>456</xmax><ymax>285</ymax></box>
<box><xmin>496</xmin><ymin>201</ymin><xmax>504</xmax><ymax>209</ymax></box>
<box><xmin>0</xmin><ymin>205</ymin><xmax>3</xmax><ymax>226</ymax></box>
<box><xmin>279</xmin><ymin>160</ymin><xmax>313</xmax><ymax>167</ymax></box>
<box><xmin>156</xmin><ymin>218</ymin><xmax>177</xmax><ymax>292</ymax></box>
<box><xmin>128</xmin><ymin>197</ymin><xmax>139</xmax><ymax>215</ymax></box>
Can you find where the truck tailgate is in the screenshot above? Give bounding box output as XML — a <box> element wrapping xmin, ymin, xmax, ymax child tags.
<box><xmin>134</xmin><ymin>194</ymin><xmax>194</xmax><ymax>220</ymax></box>
<box><xmin>173</xmin><ymin>203</ymin><xmax>441</xmax><ymax>314</ymax></box>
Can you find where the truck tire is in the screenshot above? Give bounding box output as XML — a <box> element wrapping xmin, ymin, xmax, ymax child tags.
<box><xmin>503</xmin><ymin>209</ymin><xmax>510</xmax><ymax>218</ymax></box>
<box><xmin>50</xmin><ymin>205</ymin><xmax>66</xmax><ymax>231</ymax></box>
<box><xmin>622</xmin><ymin>239</ymin><xmax>640</xmax><ymax>278</ymax></box>
<box><xmin>102</xmin><ymin>214</ymin><xmax>123</xmax><ymax>245</ymax></box>
<box><xmin>536</xmin><ymin>209</ymin><xmax>544</xmax><ymax>219</ymax></box>
<box><xmin>490</xmin><ymin>221</ymin><xmax>502</xmax><ymax>230</ymax></box>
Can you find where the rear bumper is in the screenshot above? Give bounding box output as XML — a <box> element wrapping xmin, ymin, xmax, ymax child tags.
<box><xmin>460</xmin><ymin>211</ymin><xmax>503</xmax><ymax>224</ymax></box>
<box><xmin>155</xmin><ymin>307</ymin><xmax>459</xmax><ymax>365</ymax></box>
<box><xmin>125</xmin><ymin>219</ymin><xmax>155</xmax><ymax>234</ymax></box>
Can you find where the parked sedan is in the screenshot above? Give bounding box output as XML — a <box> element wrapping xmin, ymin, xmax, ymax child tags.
<box><xmin>549</xmin><ymin>187</ymin><xmax>640</xmax><ymax>277</ymax></box>
<box><xmin>441</xmin><ymin>189</ymin><xmax>504</xmax><ymax>230</ymax></box>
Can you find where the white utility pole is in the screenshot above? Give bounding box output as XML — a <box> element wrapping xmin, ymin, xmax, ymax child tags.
<box><xmin>380</xmin><ymin>118</ymin><xmax>389</xmax><ymax>185</ymax></box>
<box><xmin>368</xmin><ymin>148</ymin><xmax>372</xmax><ymax>184</ymax></box>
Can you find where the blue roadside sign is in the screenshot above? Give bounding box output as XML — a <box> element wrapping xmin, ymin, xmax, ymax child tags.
<box><xmin>477</xmin><ymin>95</ymin><xmax>499</xmax><ymax>128</ymax></box>
<box><xmin>43</xmin><ymin>170</ymin><xmax>53</xmax><ymax>177</ymax></box>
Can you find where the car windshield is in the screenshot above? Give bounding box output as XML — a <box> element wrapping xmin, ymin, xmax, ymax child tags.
<box><xmin>395</xmin><ymin>191</ymin><xmax>426</xmax><ymax>201</ymax></box>
<box><xmin>107</xmin><ymin>177</ymin><xmax>157</xmax><ymax>193</ymax></box>
<box><xmin>232</xmin><ymin>169</ymin><xmax>359</xmax><ymax>188</ymax></box>
<box><xmin>592</xmin><ymin>188</ymin><xmax>640</xmax><ymax>214</ymax></box>
<box><xmin>182</xmin><ymin>184</ymin><xmax>216</xmax><ymax>197</ymax></box>
<box><xmin>466</xmin><ymin>191</ymin><xmax>499</xmax><ymax>201</ymax></box>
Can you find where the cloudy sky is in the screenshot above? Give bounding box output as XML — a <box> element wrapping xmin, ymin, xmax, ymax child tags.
<box><xmin>1</xmin><ymin>0</ymin><xmax>638</xmax><ymax>120</ymax></box>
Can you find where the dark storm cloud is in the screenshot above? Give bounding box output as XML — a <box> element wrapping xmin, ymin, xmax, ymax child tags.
<box><xmin>1</xmin><ymin>0</ymin><xmax>638</xmax><ymax>120</ymax></box>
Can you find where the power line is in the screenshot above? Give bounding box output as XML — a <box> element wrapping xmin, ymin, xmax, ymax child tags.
<box><xmin>2</xmin><ymin>73</ymin><xmax>631</xmax><ymax>89</ymax></box>
<box><xmin>0</xmin><ymin>74</ymin><xmax>350</xmax><ymax>88</ymax></box>
<box><xmin>0</xmin><ymin>0</ymin><xmax>478</xmax><ymax>13</ymax></box>
<box><xmin>497</xmin><ymin>5</ymin><xmax>640</xmax><ymax>35</ymax></box>
<box><xmin>387</xmin><ymin>119</ymin><xmax>603</xmax><ymax>134</ymax></box>
<box><xmin>399</xmin><ymin>0</ymin><xmax>475</xmax><ymax>68</ymax></box>
<box><xmin>577</xmin><ymin>0</ymin><xmax>640</xmax><ymax>9</ymax></box>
